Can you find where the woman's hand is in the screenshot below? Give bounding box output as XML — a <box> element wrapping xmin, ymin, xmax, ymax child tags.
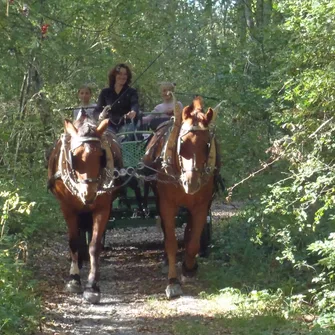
<box><xmin>126</xmin><ymin>110</ymin><xmax>137</xmax><ymax>119</ymax></box>
<box><xmin>99</xmin><ymin>105</ymin><xmax>111</xmax><ymax>120</ymax></box>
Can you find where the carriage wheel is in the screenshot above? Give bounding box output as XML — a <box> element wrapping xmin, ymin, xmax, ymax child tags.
<box><xmin>199</xmin><ymin>211</ymin><xmax>212</xmax><ymax>258</ymax></box>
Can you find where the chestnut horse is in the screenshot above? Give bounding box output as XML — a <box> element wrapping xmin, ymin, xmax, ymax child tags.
<box><xmin>143</xmin><ymin>97</ymin><xmax>219</xmax><ymax>299</ymax></box>
<box><xmin>48</xmin><ymin>116</ymin><xmax>119</xmax><ymax>303</ymax></box>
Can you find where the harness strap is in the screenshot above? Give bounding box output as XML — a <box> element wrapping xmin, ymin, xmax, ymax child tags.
<box><xmin>180</xmin><ymin>125</ymin><xmax>209</xmax><ymax>133</ymax></box>
<box><xmin>71</xmin><ymin>136</ymin><xmax>100</xmax><ymax>151</ymax></box>
<box><xmin>161</xmin><ymin>100</ymin><xmax>182</xmax><ymax>174</ymax></box>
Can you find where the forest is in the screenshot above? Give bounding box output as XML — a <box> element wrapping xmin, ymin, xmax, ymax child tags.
<box><xmin>0</xmin><ymin>0</ymin><xmax>334</xmax><ymax>334</ymax></box>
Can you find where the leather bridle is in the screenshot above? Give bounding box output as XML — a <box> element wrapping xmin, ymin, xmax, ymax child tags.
<box><xmin>69</xmin><ymin>136</ymin><xmax>106</xmax><ymax>184</ymax></box>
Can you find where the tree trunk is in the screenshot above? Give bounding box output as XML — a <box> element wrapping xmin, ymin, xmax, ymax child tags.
<box><xmin>236</xmin><ymin>0</ymin><xmax>247</xmax><ymax>43</ymax></box>
<box><xmin>244</xmin><ymin>0</ymin><xmax>255</xmax><ymax>30</ymax></box>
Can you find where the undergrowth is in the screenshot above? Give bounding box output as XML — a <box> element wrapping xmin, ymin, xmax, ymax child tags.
<box><xmin>0</xmin><ymin>176</ymin><xmax>63</xmax><ymax>335</ymax></box>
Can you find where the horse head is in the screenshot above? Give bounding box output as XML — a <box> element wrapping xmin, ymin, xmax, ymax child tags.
<box><xmin>178</xmin><ymin>97</ymin><xmax>214</xmax><ymax>194</ymax></box>
<box><xmin>64</xmin><ymin>118</ymin><xmax>109</xmax><ymax>204</ymax></box>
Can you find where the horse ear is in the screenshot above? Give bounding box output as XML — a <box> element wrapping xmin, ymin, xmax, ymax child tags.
<box><xmin>64</xmin><ymin>119</ymin><xmax>78</xmax><ymax>136</ymax></box>
<box><xmin>96</xmin><ymin>119</ymin><xmax>109</xmax><ymax>137</ymax></box>
<box><xmin>182</xmin><ymin>105</ymin><xmax>193</xmax><ymax>120</ymax></box>
<box><xmin>205</xmin><ymin>108</ymin><xmax>214</xmax><ymax>124</ymax></box>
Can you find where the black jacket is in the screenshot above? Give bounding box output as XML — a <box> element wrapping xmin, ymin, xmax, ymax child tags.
<box><xmin>94</xmin><ymin>85</ymin><xmax>139</xmax><ymax>125</ymax></box>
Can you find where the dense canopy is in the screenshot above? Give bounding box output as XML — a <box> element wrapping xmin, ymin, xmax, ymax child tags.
<box><xmin>1</xmin><ymin>1</ymin><xmax>334</xmax><ymax>333</ymax></box>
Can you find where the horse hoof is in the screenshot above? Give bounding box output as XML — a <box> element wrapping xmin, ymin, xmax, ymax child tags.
<box><xmin>65</xmin><ymin>280</ymin><xmax>82</xmax><ymax>294</ymax></box>
<box><xmin>83</xmin><ymin>290</ymin><xmax>101</xmax><ymax>304</ymax></box>
<box><xmin>166</xmin><ymin>280</ymin><xmax>183</xmax><ymax>300</ymax></box>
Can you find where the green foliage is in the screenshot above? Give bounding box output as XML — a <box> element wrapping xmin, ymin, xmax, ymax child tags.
<box><xmin>308</xmin><ymin>233</ymin><xmax>335</xmax><ymax>328</ymax></box>
<box><xmin>0</xmin><ymin>189</ymin><xmax>38</xmax><ymax>334</ymax></box>
<box><xmin>1</xmin><ymin>189</ymin><xmax>35</xmax><ymax>236</ymax></box>
<box><xmin>0</xmin><ymin>174</ymin><xmax>63</xmax><ymax>335</ymax></box>
<box><xmin>172</xmin><ymin>315</ymin><xmax>332</xmax><ymax>335</ymax></box>
<box><xmin>204</xmin><ymin>210</ymin><xmax>313</xmax><ymax>294</ymax></box>
<box><xmin>0</xmin><ymin>241</ymin><xmax>40</xmax><ymax>335</ymax></box>
<box><xmin>0</xmin><ymin>0</ymin><xmax>335</xmax><ymax>332</ymax></box>
<box><xmin>172</xmin><ymin>287</ymin><xmax>334</xmax><ymax>335</ymax></box>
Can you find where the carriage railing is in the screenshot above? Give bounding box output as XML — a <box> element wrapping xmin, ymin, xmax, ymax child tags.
<box><xmin>117</xmin><ymin>130</ymin><xmax>151</xmax><ymax>167</ymax></box>
<box><xmin>116</xmin><ymin>111</ymin><xmax>172</xmax><ymax>168</ymax></box>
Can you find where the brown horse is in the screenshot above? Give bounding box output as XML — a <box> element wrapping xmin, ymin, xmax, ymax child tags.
<box><xmin>143</xmin><ymin>96</ymin><xmax>219</xmax><ymax>299</ymax></box>
<box><xmin>48</xmin><ymin>116</ymin><xmax>119</xmax><ymax>304</ymax></box>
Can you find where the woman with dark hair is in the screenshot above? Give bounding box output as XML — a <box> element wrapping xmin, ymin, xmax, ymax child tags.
<box><xmin>94</xmin><ymin>63</ymin><xmax>139</xmax><ymax>137</ymax></box>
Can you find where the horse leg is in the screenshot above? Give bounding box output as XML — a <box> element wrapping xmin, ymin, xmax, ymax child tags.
<box><xmin>62</xmin><ymin>209</ymin><xmax>82</xmax><ymax>294</ymax></box>
<box><xmin>182</xmin><ymin>206</ymin><xmax>208</xmax><ymax>280</ymax></box>
<box><xmin>83</xmin><ymin>208</ymin><xmax>110</xmax><ymax>304</ymax></box>
<box><xmin>130</xmin><ymin>177</ymin><xmax>143</xmax><ymax>213</ymax></box>
<box><xmin>77</xmin><ymin>212</ymin><xmax>93</xmax><ymax>269</ymax></box>
<box><xmin>159</xmin><ymin>201</ymin><xmax>182</xmax><ymax>299</ymax></box>
<box><xmin>153</xmin><ymin>188</ymin><xmax>168</xmax><ymax>274</ymax></box>
<box><xmin>160</xmin><ymin>215</ymin><xmax>169</xmax><ymax>275</ymax></box>
<box><xmin>119</xmin><ymin>186</ymin><xmax>131</xmax><ymax>210</ymax></box>
<box><xmin>183</xmin><ymin>211</ymin><xmax>192</xmax><ymax>248</ymax></box>
<box><xmin>143</xmin><ymin>181</ymin><xmax>150</xmax><ymax>210</ymax></box>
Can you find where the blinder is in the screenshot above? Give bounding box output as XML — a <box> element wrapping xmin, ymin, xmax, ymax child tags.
<box><xmin>69</xmin><ymin>150</ymin><xmax>75</xmax><ymax>170</ymax></box>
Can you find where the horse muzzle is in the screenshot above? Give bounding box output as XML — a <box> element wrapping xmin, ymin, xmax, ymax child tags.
<box><xmin>180</xmin><ymin>171</ymin><xmax>201</xmax><ymax>195</ymax></box>
<box><xmin>78</xmin><ymin>183</ymin><xmax>98</xmax><ymax>204</ymax></box>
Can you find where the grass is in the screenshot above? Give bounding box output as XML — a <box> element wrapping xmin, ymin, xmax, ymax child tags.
<box><xmin>172</xmin><ymin>315</ymin><xmax>333</xmax><ymax>335</ymax></box>
<box><xmin>168</xmin><ymin>285</ymin><xmax>334</xmax><ymax>335</ymax></box>
<box><xmin>168</xmin><ymin>211</ymin><xmax>335</xmax><ymax>335</ymax></box>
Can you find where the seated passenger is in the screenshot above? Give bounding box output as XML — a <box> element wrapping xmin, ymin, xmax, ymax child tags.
<box><xmin>93</xmin><ymin>63</ymin><xmax>139</xmax><ymax>141</ymax></box>
<box><xmin>142</xmin><ymin>82</ymin><xmax>183</xmax><ymax>130</ymax></box>
<box><xmin>73</xmin><ymin>85</ymin><xmax>97</xmax><ymax>121</ymax></box>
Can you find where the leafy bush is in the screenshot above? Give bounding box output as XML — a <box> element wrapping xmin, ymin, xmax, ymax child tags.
<box><xmin>0</xmin><ymin>240</ymin><xmax>40</xmax><ymax>335</ymax></box>
<box><xmin>0</xmin><ymin>179</ymin><xmax>63</xmax><ymax>334</ymax></box>
<box><xmin>308</xmin><ymin>233</ymin><xmax>335</xmax><ymax>328</ymax></box>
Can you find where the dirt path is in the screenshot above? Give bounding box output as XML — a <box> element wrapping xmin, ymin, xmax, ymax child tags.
<box><xmin>37</xmin><ymin>203</ymin><xmax>238</xmax><ymax>335</ymax></box>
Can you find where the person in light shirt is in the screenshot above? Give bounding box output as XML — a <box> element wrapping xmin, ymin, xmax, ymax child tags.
<box><xmin>142</xmin><ymin>82</ymin><xmax>183</xmax><ymax>130</ymax></box>
<box><xmin>73</xmin><ymin>85</ymin><xmax>97</xmax><ymax>121</ymax></box>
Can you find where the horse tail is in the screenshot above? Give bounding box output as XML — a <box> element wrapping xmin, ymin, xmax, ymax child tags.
<box><xmin>77</xmin><ymin>212</ymin><xmax>93</xmax><ymax>269</ymax></box>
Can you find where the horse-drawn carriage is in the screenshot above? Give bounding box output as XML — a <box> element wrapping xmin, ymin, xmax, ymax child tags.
<box><xmin>47</xmin><ymin>96</ymin><xmax>220</xmax><ymax>303</ymax></box>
